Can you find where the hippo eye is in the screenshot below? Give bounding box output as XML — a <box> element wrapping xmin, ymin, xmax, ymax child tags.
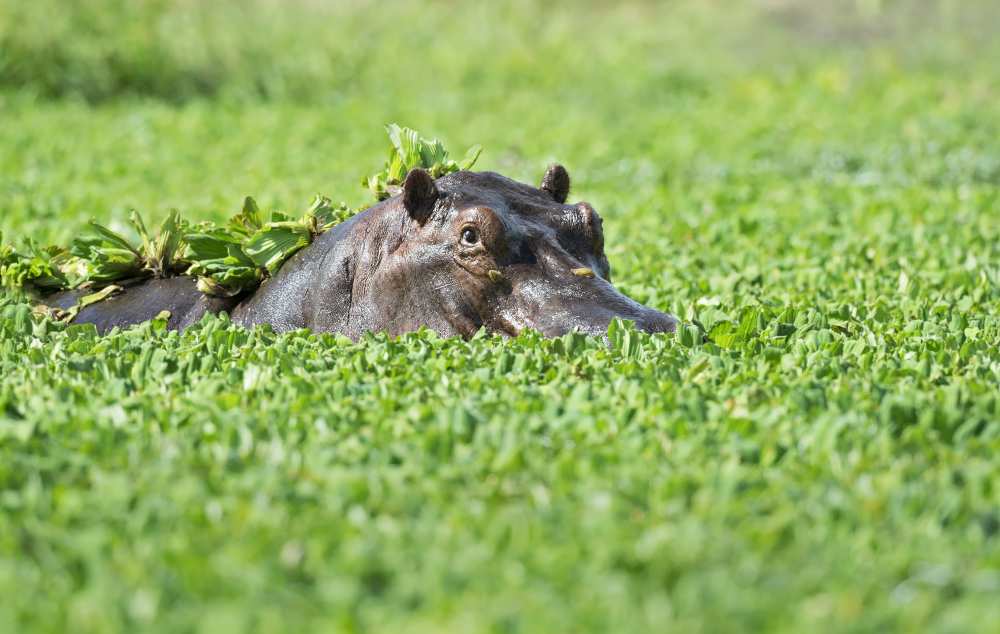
<box><xmin>461</xmin><ymin>227</ymin><xmax>479</xmax><ymax>245</ymax></box>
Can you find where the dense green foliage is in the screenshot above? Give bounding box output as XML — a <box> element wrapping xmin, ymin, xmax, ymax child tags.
<box><xmin>1</xmin><ymin>1</ymin><xmax>999</xmax><ymax>633</ymax></box>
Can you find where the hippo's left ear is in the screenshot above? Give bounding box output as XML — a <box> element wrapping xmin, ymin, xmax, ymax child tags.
<box><xmin>540</xmin><ymin>164</ymin><xmax>570</xmax><ymax>204</ymax></box>
<box><xmin>402</xmin><ymin>168</ymin><xmax>439</xmax><ymax>225</ymax></box>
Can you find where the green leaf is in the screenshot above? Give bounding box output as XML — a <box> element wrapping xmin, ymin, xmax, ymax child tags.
<box><xmin>244</xmin><ymin>223</ymin><xmax>312</xmax><ymax>274</ymax></box>
<box><xmin>307</xmin><ymin>195</ymin><xmax>356</xmax><ymax>230</ymax></box>
<box><xmin>87</xmin><ymin>220</ymin><xmax>140</xmax><ymax>256</ymax></box>
<box><xmin>129</xmin><ymin>210</ymin><xmax>153</xmax><ymax>259</ymax></box>
<box><xmin>84</xmin><ymin>247</ymin><xmax>143</xmax><ymax>281</ymax></box>
<box><xmin>0</xmin><ymin>236</ymin><xmax>71</xmax><ymax>292</ymax></box>
<box><xmin>366</xmin><ymin>124</ymin><xmax>483</xmax><ymax>200</ymax></box>
<box><xmin>230</xmin><ymin>196</ymin><xmax>264</xmax><ymax>236</ymax></box>
<box><xmin>63</xmin><ymin>285</ymin><xmax>122</xmax><ymax>323</ymax></box>
<box><xmin>460</xmin><ymin>144</ymin><xmax>483</xmax><ymax>170</ymax></box>
<box><xmin>185</xmin><ymin>231</ymin><xmax>242</xmax><ymax>261</ymax></box>
<box><xmin>152</xmin><ymin>210</ymin><xmax>184</xmax><ymax>274</ymax></box>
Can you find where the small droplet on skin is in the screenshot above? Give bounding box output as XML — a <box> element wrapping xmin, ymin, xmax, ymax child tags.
<box><xmin>572</xmin><ymin>267</ymin><xmax>595</xmax><ymax>278</ymax></box>
<box><xmin>488</xmin><ymin>269</ymin><xmax>505</xmax><ymax>283</ymax></box>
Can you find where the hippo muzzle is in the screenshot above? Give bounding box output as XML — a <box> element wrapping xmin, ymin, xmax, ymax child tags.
<box><xmin>488</xmin><ymin>239</ymin><xmax>677</xmax><ymax>338</ymax></box>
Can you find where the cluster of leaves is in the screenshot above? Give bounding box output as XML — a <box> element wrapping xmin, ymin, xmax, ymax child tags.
<box><xmin>0</xmin><ymin>198</ymin><xmax>354</xmax><ymax>301</ymax></box>
<box><xmin>0</xmin><ymin>232</ymin><xmax>70</xmax><ymax>293</ymax></box>
<box><xmin>364</xmin><ymin>123</ymin><xmax>482</xmax><ymax>200</ymax></box>
<box><xmin>71</xmin><ymin>211</ymin><xmax>186</xmax><ymax>284</ymax></box>
<box><xmin>184</xmin><ymin>195</ymin><xmax>353</xmax><ymax>296</ymax></box>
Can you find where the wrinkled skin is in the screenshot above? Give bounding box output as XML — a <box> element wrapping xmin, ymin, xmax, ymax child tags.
<box><xmin>47</xmin><ymin>167</ymin><xmax>677</xmax><ymax>338</ymax></box>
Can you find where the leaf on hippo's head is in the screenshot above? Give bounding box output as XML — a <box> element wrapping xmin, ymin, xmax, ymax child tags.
<box><xmin>460</xmin><ymin>144</ymin><xmax>483</xmax><ymax>171</ymax></box>
<box><xmin>196</xmin><ymin>275</ymin><xmax>245</xmax><ymax>297</ymax></box>
<box><xmin>385</xmin><ymin>123</ymin><xmax>422</xmax><ymax>185</ymax></box>
<box><xmin>244</xmin><ymin>222</ymin><xmax>312</xmax><ymax>274</ymax></box>
<box><xmin>365</xmin><ymin>124</ymin><xmax>484</xmax><ymax>201</ymax></box>
<box><xmin>230</xmin><ymin>197</ymin><xmax>264</xmax><ymax>237</ymax></box>
<box><xmin>130</xmin><ymin>210</ymin><xmax>185</xmax><ymax>278</ymax></box>
<box><xmin>184</xmin><ymin>232</ymin><xmax>237</xmax><ymax>262</ymax></box>
<box><xmin>306</xmin><ymin>195</ymin><xmax>356</xmax><ymax>232</ymax></box>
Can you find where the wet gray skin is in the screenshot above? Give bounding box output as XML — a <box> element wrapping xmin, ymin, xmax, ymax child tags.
<box><xmin>46</xmin><ymin>166</ymin><xmax>678</xmax><ymax>338</ymax></box>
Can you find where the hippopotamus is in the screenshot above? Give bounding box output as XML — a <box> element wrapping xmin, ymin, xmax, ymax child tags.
<box><xmin>45</xmin><ymin>166</ymin><xmax>677</xmax><ymax>338</ymax></box>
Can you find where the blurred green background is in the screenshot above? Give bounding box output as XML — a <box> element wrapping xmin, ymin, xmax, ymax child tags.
<box><xmin>2</xmin><ymin>2</ymin><xmax>999</xmax><ymax>633</ymax></box>
<box><xmin>2</xmin><ymin>0</ymin><xmax>996</xmax><ymax>103</ymax></box>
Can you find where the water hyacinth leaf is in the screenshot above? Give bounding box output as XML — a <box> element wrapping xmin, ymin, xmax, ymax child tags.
<box><xmin>194</xmin><ymin>265</ymin><xmax>260</xmax><ymax>296</ymax></box>
<box><xmin>368</xmin><ymin>124</ymin><xmax>483</xmax><ymax>200</ymax></box>
<box><xmin>308</xmin><ymin>195</ymin><xmax>356</xmax><ymax>230</ymax></box>
<box><xmin>709</xmin><ymin>320</ymin><xmax>739</xmax><ymax>349</ymax></box>
<box><xmin>63</xmin><ymin>284</ymin><xmax>122</xmax><ymax>323</ymax></box>
<box><xmin>196</xmin><ymin>276</ymin><xmax>236</xmax><ymax>297</ymax></box>
<box><xmin>87</xmin><ymin>250</ymin><xmax>144</xmax><ymax>281</ymax></box>
<box><xmin>386</xmin><ymin>123</ymin><xmax>421</xmax><ymax>184</ymax></box>
<box><xmin>70</xmin><ymin>218</ymin><xmax>150</xmax><ymax>283</ymax></box>
<box><xmin>361</xmin><ymin>173</ymin><xmax>384</xmax><ymax>200</ymax></box>
<box><xmin>419</xmin><ymin>138</ymin><xmax>450</xmax><ymax>176</ymax></box>
<box><xmin>129</xmin><ymin>210</ymin><xmax>154</xmax><ymax>259</ymax></box>
<box><xmin>230</xmin><ymin>197</ymin><xmax>264</xmax><ymax>236</ymax></box>
<box><xmin>150</xmin><ymin>310</ymin><xmax>172</xmax><ymax>332</ymax></box>
<box><xmin>460</xmin><ymin>144</ymin><xmax>483</xmax><ymax>170</ymax></box>
<box><xmin>244</xmin><ymin>223</ymin><xmax>312</xmax><ymax>274</ymax></box>
<box><xmin>0</xmin><ymin>238</ymin><xmax>73</xmax><ymax>292</ymax></box>
<box><xmin>307</xmin><ymin>195</ymin><xmax>335</xmax><ymax>223</ymax></box>
<box><xmin>57</xmin><ymin>256</ymin><xmax>90</xmax><ymax>287</ymax></box>
<box><xmin>87</xmin><ymin>220</ymin><xmax>140</xmax><ymax>256</ymax></box>
<box><xmin>185</xmin><ymin>232</ymin><xmax>243</xmax><ymax>262</ymax></box>
<box><xmin>78</xmin><ymin>285</ymin><xmax>122</xmax><ymax>309</ymax></box>
<box><xmin>152</xmin><ymin>210</ymin><xmax>184</xmax><ymax>275</ymax></box>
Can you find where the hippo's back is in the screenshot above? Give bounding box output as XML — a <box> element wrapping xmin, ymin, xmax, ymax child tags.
<box><xmin>45</xmin><ymin>277</ymin><xmax>241</xmax><ymax>334</ymax></box>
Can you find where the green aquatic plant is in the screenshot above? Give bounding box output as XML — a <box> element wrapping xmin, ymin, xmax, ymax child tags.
<box><xmin>364</xmin><ymin>123</ymin><xmax>482</xmax><ymax>201</ymax></box>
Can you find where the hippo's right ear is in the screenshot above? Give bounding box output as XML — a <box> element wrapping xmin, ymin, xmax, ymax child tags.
<box><xmin>541</xmin><ymin>164</ymin><xmax>570</xmax><ymax>203</ymax></box>
<box><xmin>402</xmin><ymin>168</ymin><xmax>439</xmax><ymax>225</ymax></box>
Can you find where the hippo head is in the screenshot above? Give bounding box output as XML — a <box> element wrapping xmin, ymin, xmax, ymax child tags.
<box><xmin>364</xmin><ymin>165</ymin><xmax>677</xmax><ymax>338</ymax></box>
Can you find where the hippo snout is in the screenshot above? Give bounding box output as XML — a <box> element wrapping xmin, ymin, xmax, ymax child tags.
<box><xmin>634</xmin><ymin>306</ymin><xmax>678</xmax><ymax>334</ymax></box>
<box><xmin>506</xmin><ymin>289</ymin><xmax>677</xmax><ymax>338</ymax></box>
<box><xmin>567</xmin><ymin>305</ymin><xmax>678</xmax><ymax>337</ymax></box>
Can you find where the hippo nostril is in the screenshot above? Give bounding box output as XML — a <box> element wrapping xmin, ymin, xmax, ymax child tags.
<box><xmin>639</xmin><ymin>310</ymin><xmax>678</xmax><ymax>334</ymax></box>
